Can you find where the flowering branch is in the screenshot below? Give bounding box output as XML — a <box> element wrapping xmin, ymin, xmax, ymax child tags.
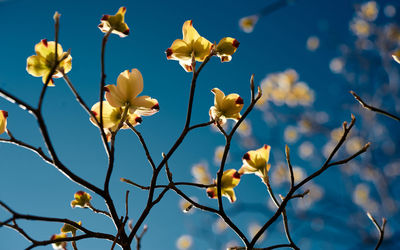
<box><xmin>248</xmin><ymin>115</ymin><xmax>370</xmax><ymax>248</ymax></box>
<box><xmin>0</xmin><ymin>201</ymin><xmax>117</xmax><ymax>248</ymax></box>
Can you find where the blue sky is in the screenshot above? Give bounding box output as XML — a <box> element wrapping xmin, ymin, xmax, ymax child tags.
<box><xmin>0</xmin><ymin>0</ymin><xmax>399</xmax><ymax>249</ymax></box>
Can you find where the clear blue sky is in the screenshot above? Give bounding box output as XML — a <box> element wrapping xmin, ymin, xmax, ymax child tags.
<box><xmin>0</xmin><ymin>0</ymin><xmax>399</xmax><ymax>249</ymax></box>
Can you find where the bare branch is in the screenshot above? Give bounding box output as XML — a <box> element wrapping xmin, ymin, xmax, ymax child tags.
<box><xmin>285</xmin><ymin>145</ymin><xmax>295</xmax><ymax>188</ymax></box>
<box><xmin>62</xmin><ymin>73</ymin><xmax>111</xmax><ymax>155</ymax></box>
<box><xmin>127</xmin><ymin>121</ymin><xmax>156</xmax><ymax>170</ymax></box>
<box><xmin>367</xmin><ymin>212</ymin><xmax>387</xmax><ymax>250</ymax></box>
<box><xmin>351</xmin><ymin>91</ymin><xmax>400</xmax><ymax>122</ymax></box>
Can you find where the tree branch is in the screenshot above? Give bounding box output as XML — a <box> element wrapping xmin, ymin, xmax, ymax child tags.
<box><xmin>351</xmin><ymin>91</ymin><xmax>400</xmax><ymax>122</ymax></box>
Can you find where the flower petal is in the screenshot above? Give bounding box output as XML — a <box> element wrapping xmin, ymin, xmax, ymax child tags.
<box><xmin>179</xmin><ymin>61</ymin><xmax>193</xmax><ymax>72</ymax></box>
<box><xmin>90</xmin><ymin>101</ymin><xmax>122</xmax><ymax>129</ymax></box>
<box><xmin>0</xmin><ymin>110</ymin><xmax>8</xmax><ymax>135</ymax></box>
<box><xmin>26</xmin><ymin>55</ymin><xmax>48</xmax><ymax>77</ymax></box>
<box><xmin>182</xmin><ymin>20</ymin><xmax>200</xmax><ymax>45</ymax></box>
<box><xmin>105</xmin><ymin>84</ymin><xmax>125</xmax><ymax>107</ymax></box>
<box><xmin>71</xmin><ymin>191</ymin><xmax>92</xmax><ymax>208</ymax></box>
<box><xmin>206</xmin><ymin>169</ymin><xmax>240</xmax><ymax>203</ymax></box>
<box><xmin>211</xmin><ymin>88</ymin><xmax>225</xmax><ymax>109</ymax></box>
<box><xmin>223</xmin><ymin>188</ymin><xmax>237</xmax><ymax>203</ymax></box>
<box><xmin>122</xmin><ymin>113</ymin><xmax>142</xmax><ymax>129</ymax></box>
<box><xmin>239</xmin><ymin>15</ymin><xmax>259</xmax><ymax>33</ymax></box>
<box><xmin>59</xmin><ymin>53</ymin><xmax>72</xmax><ymax>74</ymax></box>
<box><xmin>193</xmin><ymin>36</ymin><xmax>212</xmax><ymax>62</ymax></box>
<box><xmin>216</xmin><ymin>37</ymin><xmax>239</xmax><ymax>62</ymax></box>
<box><xmin>241</xmin><ymin>145</ymin><xmax>271</xmax><ymax>174</ymax></box>
<box><xmin>98</xmin><ymin>7</ymin><xmax>130</xmax><ymax>37</ymax></box>
<box><xmin>221</xmin><ymin>169</ymin><xmax>241</xmax><ymax>188</ymax></box>
<box><xmin>35</xmin><ymin>39</ymin><xmax>63</xmax><ymax>61</ymax></box>
<box><xmin>130</xmin><ymin>96</ymin><xmax>159</xmax><ymax>116</ymax></box>
<box><xmin>166</xmin><ymin>39</ymin><xmax>192</xmax><ymax>61</ymax></box>
<box><xmin>221</xmin><ymin>93</ymin><xmax>243</xmax><ymax>117</ymax></box>
<box><xmin>118</xmin><ymin>69</ymin><xmax>144</xmax><ymax>104</ymax></box>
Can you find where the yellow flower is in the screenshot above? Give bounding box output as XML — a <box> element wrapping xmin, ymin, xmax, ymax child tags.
<box><xmin>239</xmin><ymin>145</ymin><xmax>271</xmax><ymax>178</ymax></box>
<box><xmin>358</xmin><ymin>1</ymin><xmax>379</xmax><ymax>21</ymax></box>
<box><xmin>50</xmin><ymin>233</ymin><xmax>67</xmax><ymax>250</ymax></box>
<box><xmin>392</xmin><ymin>49</ymin><xmax>400</xmax><ymax>64</ymax></box>
<box><xmin>98</xmin><ymin>7</ymin><xmax>130</xmax><ymax>37</ymax></box>
<box><xmin>306</xmin><ymin>36</ymin><xmax>320</xmax><ymax>51</ymax></box>
<box><xmin>209</xmin><ymin>88</ymin><xmax>244</xmax><ymax>125</ymax></box>
<box><xmin>215</xmin><ymin>37</ymin><xmax>240</xmax><ymax>62</ymax></box>
<box><xmin>70</xmin><ymin>191</ymin><xmax>92</xmax><ymax>208</ymax></box>
<box><xmin>105</xmin><ymin>69</ymin><xmax>160</xmax><ymax>116</ymax></box>
<box><xmin>350</xmin><ymin>18</ymin><xmax>371</xmax><ymax>37</ymax></box>
<box><xmin>284</xmin><ymin>126</ymin><xmax>298</xmax><ymax>143</ymax></box>
<box><xmin>26</xmin><ymin>39</ymin><xmax>72</xmax><ymax>85</ymax></box>
<box><xmin>0</xmin><ymin>110</ymin><xmax>8</xmax><ymax>135</ymax></box>
<box><xmin>90</xmin><ymin>101</ymin><xmax>142</xmax><ymax>131</ymax></box>
<box><xmin>206</xmin><ymin>169</ymin><xmax>241</xmax><ymax>203</ymax></box>
<box><xmin>166</xmin><ymin>20</ymin><xmax>213</xmax><ymax>72</ymax></box>
<box><xmin>60</xmin><ymin>221</ymin><xmax>82</xmax><ymax>235</ymax></box>
<box><xmin>176</xmin><ymin>235</ymin><xmax>193</xmax><ymax>250</ymax></box>
<box><xmin>330</xmin><ymin>57</ymin><xmax>345</xmax><ymax>73</ymax></box>
<box><xmin>239</xmin><ymin>15</ymin><xmax>259</xmax><ymax>33</ymax></box>
<box><xmin>191</xmin><ymin>163</ymin><xmax>211</xmax><ymax>184</ymax></box>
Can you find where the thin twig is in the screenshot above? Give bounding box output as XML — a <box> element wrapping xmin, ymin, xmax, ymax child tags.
<box><xmin>37</xmin><ymin>13</ymin><xmax>60</xmax><ymax>111</ymax></box>
<box><xmin>0</xmin><ymin>90</ymin><xmax>103</xmax><ymax>194</ymax></box>
<box><xmin>285</xmin><ymin>145</ymin><xmax>295</xmax><ymax>188</ymax></box>
<box><xmin>134</xmin><ymin>225</ymin><xmax>148</xmax><ymax>250</ymax></box>
<box><xmin>264</xmin><ymin>179</ymin><xmax>299</xmax><ymax>250</ymax></box>
<box><xmin>351</xmin><ymin>91</ymin><xmax>400</xmax><ymax>122</ymax></box>
<box><xmin>367</xmin><ymin>212</ymin><xmax>387</xmax><ymax>250</ymax></box>
<box><xmin>127</xmin><ymin>51</ymin><xmax>215</xmax><ymax>242</ymax></box>
<box><xmin>127</xmin><ymin>121</ymin><xmax>156</xmax><ymax>170</ymax></box>
<box><xmin>216</xmin><ymin>122</ymin><xmax>228</xmax><ymax>138</ymax></box>
<box><xmin>0</xmin><ymin>201</ymin><xmax>117</xmax><ymax>248</ymax></box>
<box><xmin>99</xmin><ymin>28</ymin><xmax>113</xmax><ymax>130</ymax></box>
<box><xmin>213</xmin><ymin>77</ymin><xmax>263</xmax><ymax>246</ymax></box>
<box><xmin>87</xmin><ymin>204</ymin><xmax>110</xmax><ymax>217</ymax></box>
<box><xmin>249</xmin><ymin>115</ymin><xmax>369</xmax><ymax>248</ymax></box>
<box><xmin>62</xmin><ymin>73</ymin><xmax>110</xmax><ymax>155</ymax></box>
<box><xmin>121</xmin><ymin>178</ymin><xmax>214</xmax><ymax>190</ymax></box>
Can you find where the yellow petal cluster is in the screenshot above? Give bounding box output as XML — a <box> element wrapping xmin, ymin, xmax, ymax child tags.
<box><xmin>215</xmin><ymin>37</ymin><xmax>240</xmax><ymax>62</ymax></box>
<box><xmin>357</xmin><ymin>1</ymin><xmax>379</xmax><ymax>21</ymax></box>
<box><xmin>239</xmin><ymin>15</ymin><xmax>259</xmax><ymax>33</ymax></box>
<box><xmin>26</xmin><ymin>39</ymin><xmax>72</xmax><ymax>85</ymax></box>
<box><xmin>90</xmin><ymin>69</ymin><xmax>159</xmax><ymax>138</ymax></box>
<box><xmin>0</xmin><ymin>110</ymin><xmax>8</xmax><ymax>135</ymax></box>
<box><xmin>239</xmin><ymin>145</ymin><xmax>271</xmax><ymax>178</ymax></box>
<box><xmin>209</xmin><ymin>88</ymin><xmax>244</xmax><ymax>125</ymax></box>
<box><xmin>258</xmin><ymin>69</ymin><xmax>314</xmax><ymax>107</ymax></box>
<box><xmin>166</xmin><ymin>20</ymin><xmax>213</xmax><ymax>72</ymax></box>
<box><xmin>105</xmin><ymin>69</ymin><xmax>160</xmax><ymax>116</ymax></box>
<box><xmin>350</xmin><ymin>18</ymin><xmax>371</xmax><ymax>38</ymax></box>
<box><xmin>166</xmin><ymin>20</ymin><xmax>239</xmax><ymax>71</ymax></box>
<box><xmin>50</xmin><ymin>233</ymin><xmax>67</xmax><ymax>250</ymax></box>
<box><xmin>98</xmin><ymin>7</ymin><xmax>130</xmax><ymax>37</ymax></box>
<box><xmin>70</xmin><ymin>191</ymin><xmax>92</xmax><ymax>208</ymax></box>
<box><xmin>206</xmin><ymin>169</ymin><xmax>241</xmax><ymax>203</ymax></box>
<box><xmin>60</xmin><ymin>221</ymin><xmax>82</xmax><ymax>235</ymax></box>
<box><xmin>90</xmin><ymin>101</ymin><xmax>142</xmax><ymax>132</ymax></box>
<box><xmin>191</xmin><ymin>163</ymin><xmax>212</xmax><ymax>184</ymax></box>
